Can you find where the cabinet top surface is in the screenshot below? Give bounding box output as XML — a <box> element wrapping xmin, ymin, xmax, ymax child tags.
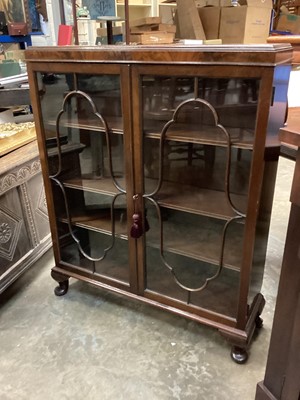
<box><xmin>25</xmin><ymin>44</ymin><xmax>293</xmax><ymax>66</ymax></box>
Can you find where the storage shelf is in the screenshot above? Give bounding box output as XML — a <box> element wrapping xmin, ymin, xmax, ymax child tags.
<box><xmin>47</xmin><ymin>118</ymin><xmax>255</xmax><ymax>150</ymax></box>
<box><xmin>145</xmin><ymin>178</ymin><xmax>247</xmax><ymax>219</ymax></box>
<box><xmin>59</xmin><ymin>208</ymin><xmax>244</xmax><ymax>270</ymax></box>
<box><xmin>62</xmin><ymin>176</ymin><xmax>246</xmax><ymax>219</ymax></box>
<box><xmin>146</xmin><ymin>232</ymin><xmax>243</xmax><ymax>272</ymax></box>
<box><xmin>144</xmin><ymin>124</ymin><xmax>255</xmax><ymax>149</ymax></box>
<box><xmin>46</xmin><ymin>116</ymin><xmax>124</xmax><ymax>135</ymax></box>
<box><xmin>62</xmin><ymin>177</ymin><xmax>247</xmax><ymax>219</ymax></box>
<box><xmin>63</xmin><ymin>175</ymin><xmax>126</xmax><ymax>195</ymax></box>
<box><xmin>60</xmin><ymin>210</ymin><xmax>128</xmax><ymax>239</ymax></box>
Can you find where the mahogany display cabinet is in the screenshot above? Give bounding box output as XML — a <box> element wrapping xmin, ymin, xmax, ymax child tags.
<box><xmin>25</xmin><ymin>44</ymin><xmax>292</xmax><ymax>362</ymax></box>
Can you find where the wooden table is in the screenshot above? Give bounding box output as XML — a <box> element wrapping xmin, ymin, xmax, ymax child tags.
<box><xmin>280</xmin><ymin>107</ymin><xmax>300</xmax><ymax>160</ymax></box>
<box><xmin>267</xmin><ymin>35</ymin><xmax>300</xmax><ymax>64</ymax></box>
<box><xmin>255</xmin><ymin>122</ymin><xmax>300</xmax><ymax>400</ymax></box>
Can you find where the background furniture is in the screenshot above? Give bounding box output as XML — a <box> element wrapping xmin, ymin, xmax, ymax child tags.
<box><xmin>0</xmin><ymin>139</ymin><xmax>51</xmax><ymax>293</ymax></box>
<box><xmin>25</xmin><ymin>44</ymin><xmax>291</xmax><ymax>362</ymax></box>
<box><xmin>267</xmin><ymin>35</ymin><xmax>300</xmax><ymax>160</ymax></box>
<box><xmin>273</xmin><ymin>0</ymin><xmax>300</xmax><ymax>31</ymax></box>
<box><xmin>0</xmin><ymin>35</ymin><xmax>32</xmax><ymax>49</ymax></box>
<box><xmin>255</xmin><ymin>112</ymin><xmax>300</xmax><ymax>400</ymax></box>
<box><xmin>0</xmin><ymin>75</ymin><xmax>51</xmax><ymax>292</ymax></box>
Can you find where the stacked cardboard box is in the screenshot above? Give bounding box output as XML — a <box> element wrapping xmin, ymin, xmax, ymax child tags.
<box><xmin>197</xmin><ymin>0</ymin><xmax>273</xmax><ymax>44</ymax></box>
<box><xmin>129</xmin><ymin>17</ymin><xmax>176</xmax><ymax>44</ymax></box>
<box><xmin>218</xmin><ymin>0</ymin><xmax>273</xmax><ymax>44</ymax></box>
<box><xmin>276</xmin><ymin>5</ymin><xmax>300</xmax><ymax>34</ymax></box>
<box><xmin>159</xmin><ymin>0</ymin><xmax>273</xmax><ymax>44</ymax></box>
<box><xmin>197</xmin><ymin>0</ymin><xmax>221</xmax><ymax>40</ymax></box>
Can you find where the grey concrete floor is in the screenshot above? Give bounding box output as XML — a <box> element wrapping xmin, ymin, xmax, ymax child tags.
<box><xmin>0</xmin><ymin>157</ymin><xmax>294</xmax><ymax>400</ymax></box>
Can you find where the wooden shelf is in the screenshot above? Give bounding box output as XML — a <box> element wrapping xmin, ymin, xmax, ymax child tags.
<box><xmin>63</xmin><ymin>176</ymin><xmax>126</xmax><ymax>195</ymax></box>
<box><xmin>145</xmin><ymin>178</ymin><xmax>247</xmax><ymax>219</ymax></box>
<box><xmin>48</xmin><ymin>118</ymin><xmax>254</xmax><ymax>148</ymax></box>
<box><xmin>63</xmin><ymin>176</ymin><xmax>246</xmax><ymax>219</ymax></box>
<box><xmin>60</xmin><ymin>209</ymin><xmax>128</xmax><ymax>239</ymax></box>
<box><xmin>46</xmin><ymin>116</ymin><xmax>124</xmax><ymax>135</ymax></box>
<box><xmin>146</xmin><ymin>216</ymin><xmax>244</xmax><ymax>271</ymax></box>
<box><xmin>145</xmin><ymin>124</ymin><xmax>255</xmax><ymax>149</ymax></box>
<box><xmin>60</xmin><ymin>205</ymin><xmax>245</xmax><ymax>269</ymax></box>
<box><xmin>47</xmin><ymin>142</ymin><xmax>86</xmax><ymax>156</ymax></box>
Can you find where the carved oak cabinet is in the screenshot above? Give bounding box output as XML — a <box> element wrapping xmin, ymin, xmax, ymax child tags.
<box><xmin>25</xmin><ymin>44</ymin><xmax>291</xmax><ymax>362</ymax></box>
<box><xmin>0</xmin><ymin>141</ymin><xmax>51</xmax><ymax>293</ymax></box>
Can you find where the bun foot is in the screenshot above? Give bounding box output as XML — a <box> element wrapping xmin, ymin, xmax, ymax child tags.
<box><xmin>255</xmin><ymin>316</ymin><xmax>263</xmax><ymax>329</ymax></box>
<box><xmin>231</xmin><ymin>346</ymin><xmax>248</xmax><ymax>364</ymax></box>
<box><xmin>54</xmin><ymin>280</ymin><xmax>69</xmax><ymax>296</ymax></box>
<box><xmin>51</xmin><ymin>270</ymin><xmax>69</xmax><ymax>296</ymax></box>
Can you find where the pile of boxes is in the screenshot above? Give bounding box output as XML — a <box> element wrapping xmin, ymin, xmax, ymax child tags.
<box><xmin>218</xmin><ymin>0</ymin><xmax>273</xmax><ymax>44</ymax></box>
<box><xmin>160</xmin><ymin>0</ymin><xmax>273</xmax><ymax>44</ymax></box>
<box><xmin>129</xmin><ymin>17</ymin><xmax>176</xmax><ymax>44</ymax></box>
<box><xmin>276</xmin><ymin>5</ymin><xmax>300</xmax><ymax>34</ymax></box>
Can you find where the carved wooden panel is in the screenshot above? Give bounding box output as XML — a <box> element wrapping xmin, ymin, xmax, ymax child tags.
<box><xmin>0</xmin><ymin>188</ymin><xmax>32</xmax><ymax>273</ymax></box>
<box><xmin>27</xmin><ymin>173</ymin><xmax>49</xmax><ymax>243</ymax></box>
<box><xmin>0</xmin><ymin>141</ymin><xmax>51</xmax><ymax>294</ymax></box>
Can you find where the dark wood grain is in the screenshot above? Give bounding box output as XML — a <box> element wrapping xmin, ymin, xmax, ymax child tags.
<box><xmin>255</xmin><ymin>166</ymin><xmax>300</xmax><ymax>399</ymax></box>
<box><xmin>25</xmin><ymin>45</ymin><xmax>291</xmax><ymax>363</ymax></box>
<box><xmin>25</xmin><ymin>44</ymin><xmax>292</xmax><ymax>66</ymax></box>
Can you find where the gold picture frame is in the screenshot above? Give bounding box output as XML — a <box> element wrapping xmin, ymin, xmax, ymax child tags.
<box><xmin>0</xmin><ymin>0</ymin><xmax>26</xmax><ymax>24</ymax></box>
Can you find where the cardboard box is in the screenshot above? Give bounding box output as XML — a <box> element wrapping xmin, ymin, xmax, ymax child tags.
<box><xmin>198</xmin><ymin>5</ymin><xmax>221</xmax><ymax>39</ymax></box>
<box><xmin>97</xmin><ymin>26</ymin><xmax>123</xmax><ymax>36</ymax></box>
<box><xmin>130</xmin><ymin>17</ymin><xmax>161</xmax><ymax>27</ymax></box>
<box><xmin>159</xmin><ymin>2</ymin><xmax>177</xmax><ymax>25</ymax></box>
<box><xmin>219</xmin><ymin>0</ymin><xmax>273</xmax><ymax>44</ymax></box>
<box><xmin>276</xmin><ymin>13</ymin><xmax>300</xmax><ymax>34</ymax></box>
<box><xmin>195</xmin><ymin>0</ymin><xmax>220</xmax><ymax>6</ymax></box>
<box><xmin>130</xmin><ymin>31</ymin><xmax>175</xmax><ymax>44</ymax></box>
<box><xmin>159</xmin><ymin>1</ymin><xmax>211</xmax><ymax>29</ymax></box>
<box><xmin>130</xmin><ymin>23</ymin><xmax>176</xmax><ymax>33</ymax></box>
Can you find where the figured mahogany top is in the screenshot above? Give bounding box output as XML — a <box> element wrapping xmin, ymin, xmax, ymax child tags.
<box><xmin>25</xmin><ymin>44</ymin><xmax>292</xmax><ymax>67</ymax></box>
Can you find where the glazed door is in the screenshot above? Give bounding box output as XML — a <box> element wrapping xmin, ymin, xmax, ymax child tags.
<box><xmin>32</xmin><ymin>65</ymin><xmax>136</xmax><ymax>292</ymax></box>
<box><xmin>132</xmin><ymin>65</ymin><xmax>267</xmax><ymax>323</ymax></box>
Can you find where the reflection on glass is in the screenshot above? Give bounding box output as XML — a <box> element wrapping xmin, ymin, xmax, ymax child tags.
<box><xmin>39</xmin><ymin>72</ymin><xmax>128</xmax><ymax>284</ymax></box>
<box><xmin>142</xmin><ymin>76</ymin><xmax>259</xmax><ymax>138</ymax></box>
<box><xmin>142</xmin><ymin>76</ymin><xmax>260</xmax><ymax>315</ymax></box>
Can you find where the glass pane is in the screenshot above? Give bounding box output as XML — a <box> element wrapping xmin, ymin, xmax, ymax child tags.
<box><xmin>145</xmin><ymin>204</ymin><xmax>243</xmax><ymax>317</ymax></box>
<box><xmin>142</xmin><ymin>75</ymin><xmax>260</xmax><ymax>316</ymax></box>
<box><xmin>38</xmin><ymin>72</ymin><xmax>129</xmax><ymax>284</ymax></box>
<box><xmin>143</xmin><ymin>76</ymin><xmax>259</xmax><ymax>146</ymax></box>
<box><xmin>59</xmin><ymin>228</ymin><xmax>129</xmax><ymax>283</ymax></box>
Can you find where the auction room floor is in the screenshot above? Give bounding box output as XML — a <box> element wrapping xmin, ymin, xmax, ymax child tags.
<box><xmin>0</xmin><ymin>156</ymin><xmax>294</xmax><ymax>400</ymax></box>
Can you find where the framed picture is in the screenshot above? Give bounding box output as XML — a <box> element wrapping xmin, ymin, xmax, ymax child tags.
<box><xmin>82</xmin><ymin>0</ymin><xmax>116</xmax><ymax>20</ymax></box>
<box><xmin>0</xmin><ymin>0</ymin><xmax>25</xmax><ymax>24</ymax></box>
<box><xmin>0</xmin><ymin>0</ymin><xmax>44</xmax><ymax>32</ymax></box>
<box><xmin>28</xmin><ymin>0</ymin><xmax>41</xmax><ymax>31</ymax></box>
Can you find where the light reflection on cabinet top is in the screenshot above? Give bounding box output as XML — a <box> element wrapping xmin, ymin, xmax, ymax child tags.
<box><xmin>25</xmin><ymin>44</ymin><xmax>293</xmax><ymax>67</ymax></box>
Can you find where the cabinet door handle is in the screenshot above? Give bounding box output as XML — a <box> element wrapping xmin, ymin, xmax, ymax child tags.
<box><xmin>130</xmin><ymin>194</ymin><xmax>149</xmax><ymax>238</ymax></box>
<box><xmin>130</xmin><ymin>195</ymin><xmax>143</xmax><ymax>238</ymax></box>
